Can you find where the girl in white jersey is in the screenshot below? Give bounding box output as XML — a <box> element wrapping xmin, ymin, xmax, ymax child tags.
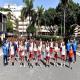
<box><xmin>54</xmin><ymin>42</ymin><xmax>59</xmax><ymax>67</ymax></box>
<box><xmin>33</xmin><ymin>42</ymin><xmax>37</xmax><ymax>60</ymax></box>
<box><xmin>10</xmin><ymin>42</ymin><xmax>15</xmax><ymax>66</ymax></box>
<box><xmin>40</xmin><ymin>39</ymin><xmax>42</xmax><ymax>48</ymax></box>
<box><xmin>38</xmin><ymin>44</ymin><xmax>42</xmax><ymax>61</ymax></box>
<box><xmin>50</xmin><ymin>39</ymin><xmax>53</xmax><ymax>53</ymax></box>
<box><xmin>18</xmin><ymin>41</ymin><xmax>25</xmax><ymax>67</ymax></box>
<box><xmin>28</xmin><ymin>40</ymin><xmax>34</xmax><ymax>68</ymax></box>
<box><xmin>61</xmin><ymin>42</ymin><xmax>66</xmax><ymax>67</ymax></box>
<box><xmin>29</xmin><ymin>40</ymin><xmax>34</xmax><ymax>60</ymax></box>
<box><xmin>45</xmin><ymin>42</ymin><xmax>50</xmax><ymax>67</ymax></box>
<box><xmin>41</xmin><ymin>42</ymin><xmax>46</xmax><ymax>60</ymax></box>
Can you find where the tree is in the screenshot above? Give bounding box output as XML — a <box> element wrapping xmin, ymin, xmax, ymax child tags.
<box><xmin>0</xmin><ymin>7</ymin><xmax>11</xmax><ymax>12</ymax></box>
<box><xmin>6</xmin><ymin>12</ymin><xmax>13</xmax><ymax>32</ymax></box>
<box><xmin>43</xmin><ymin>8</ymin><xmax>56</xmax><ymax>26</ymax></box>
<box><xmin>56</xmin><ymin>0</ymin><xmax>80</xmax><ymax>36</ymax></box>
<box><xmin>37</xmin><ymin>5</ymin><xmax>44</xmax><ymax>32</ymax></box>
<box><xmin>6</xmin><ymin>19</ymin><xmax>13</xmax><ymax>32</ymax></box>
<box><xmin>15</xmin><ymin>19</ymin><xmax>19</xmax><ymax>35</ymax></box>
<box><xmin>26</xmin><ymin>24</ymin><xmax>36</xmax><ymax>36</ymax></box>
<box><xmin>22</xmin><ymin>0</ymin><xmax>34</xmax><ymax>25</ymax></box>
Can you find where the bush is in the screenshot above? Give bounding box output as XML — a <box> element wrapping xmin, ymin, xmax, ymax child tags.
<box><xmin>33</xmin><ymin>35</ymin><xmax>63</xmax><ymax>41</ymax></box>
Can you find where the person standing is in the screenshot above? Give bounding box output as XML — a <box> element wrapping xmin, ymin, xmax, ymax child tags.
<box><xmin>2</xmin><ymin>43</ymin><xmax>8</xmax><ymax>66</ymax></box>
<box><xmin>10</xmin><ymin>42</ymin><xmax>15</xmax><ymax>66</ymax></box>
<box><xmin>66</xmin><ymin>40</ymin><xmax>71</xmax><ymax>60</ymax></box>
<box><xmin>54</xmin><ymin>42</ymin><xmax>59</xmax><ymax>67</ymax></box>
<box><xmin>18</xmin><ymin>41</ymin><xmax>25</xmax><ymax>67</ymax></box>
<box><xmin>61</xmin><ymin>42</ymin><xmax>66</xmax><ymax>67</ymax></box>
<box><xmin>72</xmin><ymin>39</ymin><xmax>77</xmax><ymax>63</ymax></box>
<box><xmin>68</xmin><ymin>47</ymin><xmax>74</xmax><ymax>69</ymax></box>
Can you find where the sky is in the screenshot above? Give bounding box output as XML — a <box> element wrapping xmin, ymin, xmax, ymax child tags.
<box><xmin>0</xmin><ymin>0</ymin><xmax>80</xmax><ymax>9</ymax></box>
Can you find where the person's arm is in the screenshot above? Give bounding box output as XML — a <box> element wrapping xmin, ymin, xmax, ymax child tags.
<box><xmin>2</xmin><ymin>46</ymin><xmax>3</xmax><ymax>53</ymax></box>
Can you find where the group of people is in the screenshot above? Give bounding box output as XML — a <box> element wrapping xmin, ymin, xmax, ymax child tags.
<box><xmin>2</xmin><ymin>38</ymin><xmax>77</xmax><ymax>69</ymax></box>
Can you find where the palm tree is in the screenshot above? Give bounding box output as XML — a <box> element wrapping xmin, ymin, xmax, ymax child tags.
<box><xmin>22</xmin><ymin>0</ymin><xmax>34</xmax><ymax>25</ymax></box>
<box><xmin>37</xmin><ymin>5</ymin><xmax>44</xmax><ymax>33</ymax></box>
<box><xmin>60</xmin><ymin>0</ymin><xmax>69</xmax><ymax>37</ymax></box>
<box><xmin>21</xmin><ymin>8</ymin><xmax>26</xmax><ymax>35</ymax></box>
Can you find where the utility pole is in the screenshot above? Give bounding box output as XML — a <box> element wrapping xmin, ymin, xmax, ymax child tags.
<box><xmin>63</xmin><ymin>8</ymin><xmax>66</xmax><ymax>37</ymax></box>
<box><xmin>2</xmin><ymin>14</ymin><xmax>3</xmax><ymax>32</ymax></box>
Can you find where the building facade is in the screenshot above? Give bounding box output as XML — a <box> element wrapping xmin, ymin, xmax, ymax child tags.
<box><xmin>0</xmin><ymin>13</ymin><xmax>7</xmax><ymax>32</ymax></box>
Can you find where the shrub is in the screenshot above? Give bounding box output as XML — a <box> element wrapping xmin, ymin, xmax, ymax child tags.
<box><xmin>33</xmin><ymin>35</ymin><xmax>63</xmax><ymax>41</ymax></box>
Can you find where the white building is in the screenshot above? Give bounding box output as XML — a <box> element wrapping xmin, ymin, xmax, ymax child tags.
<box><xmin>3</xmin><ymin>4</ymin><xmax>30</xmax><ymax>35</ymax></box>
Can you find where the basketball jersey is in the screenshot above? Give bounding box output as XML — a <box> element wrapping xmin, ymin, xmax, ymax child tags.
<box><xmin>54</xmin><ymin>47</ymin><xmax>59</xmax><ymax>52</ymax></box>
<box><xmin>10</xmin><ymin>46</ymin><xmax>14</xmax><ymax>55</ymax></box>
<box><xmin>50</xmin><ymin>42</ymin><xmax>53</xmax><ymax>48</ymax></box>
<box><xmin>46</xmin><ymin>46</ymin><xmax>49</xmax><ymax>52</ymax></box>
<box><xmin>61</xmin><ymin>46</ymin><xmax>66</xmax><ymax>55</ymax></box>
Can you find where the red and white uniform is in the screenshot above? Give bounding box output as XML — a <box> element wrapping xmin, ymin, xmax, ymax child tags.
<box><xmin>29</xmin><ymin>42</ymin><xmax>34</xmax><ymax>60</ymax></box>
<box><xmin>37</xmin><ymin>46</ymin><xmax>42</xmax><ymax>60</ymax></box>
<box><xmin>61</xmin><ymin>45</ymin><xmax>66</xmax><ymax>60</ymax></box>
<box><xmin>18</xmin><ymin>45</ymin><xmax>25</xmax><ymax>60</ymax></box>
<box><xmin>40</xmin><ymin>41</ymin><xmax>42</xmax><ymax>48</ymax></box>
<box><xmin>50</xmin><ymin>42</ymin><xmax>53</xmax><ymax>54</ymax></box>
<box><xmin>46</xmin><ymin>46</ymin><xmax>50</xmax><ymax>53</ymax></box>
<box><xmin>54</xmin><ymin>46</ymin><xmax>59</xmax><ymax>59</ymax></box>
<box><xmin>10</xmin><ymin>46</ymin><xmax>14</xmax><ymax>56</ymax></box>
<box><xmin>29</xmin><ymin>42</ymin><xmax>33</xmax><ymax>52</ymax></box>
<box><xmin>46</xmin><ymin>46</ymin><xmax>50</xmax><ymax>61</ymax></box>
<box><xmin>33</xmin><ymin>43</ymin><xmax>37</xmax><ymax>53</ymax></box>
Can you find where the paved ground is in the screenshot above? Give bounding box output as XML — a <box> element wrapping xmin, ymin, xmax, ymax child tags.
<box><xmin>0</xmin><ymin>48</ymin><xmax>80</xmax><ymax>80</ymax></box>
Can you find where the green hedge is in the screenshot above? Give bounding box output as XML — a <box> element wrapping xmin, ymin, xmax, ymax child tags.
<box><xmin>33</xmin><ymin>35</ymin><xmax>63</xmax><ymax>41</ymax></box>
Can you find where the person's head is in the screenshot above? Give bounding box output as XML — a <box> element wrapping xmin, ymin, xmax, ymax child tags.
<box><xmin>62</xmin><ymin>42</ymin><xmax>65</xmax><ymax>46</ymax></box>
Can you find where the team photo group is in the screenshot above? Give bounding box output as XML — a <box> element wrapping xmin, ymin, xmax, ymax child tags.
<box><xmin>2</xmin><ymin>38</ymin><xmax>77</xmax><ymax>69</ymax></box>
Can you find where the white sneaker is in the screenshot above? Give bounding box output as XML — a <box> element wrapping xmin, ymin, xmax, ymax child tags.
<box><xmin>63</xmin><ymin>63</ymin><xmax>65</xmax><ymax>67</ymax></box>
<box><xmin>56</xmin><ymin>64</ymin><xmax>58</xmax><ymax>67</ymax></box>
<box><xmin>54</xmin><ymin>63</ymin><xmax>55</xmax><ymax>66</ymax></box>
<box><xmin>20</xmin><ymin>65</ymin><xmax>22</xmax><ymax>67</ymax></box>
<box><xmin>24</xmin><ymin>64</ymin><xmax>25</xmax><ymax>67</ymax></box>
<box><xmin>60</xmin><ymin>63</ymin><xmax>63</xmax><ymax>67</ymax></box>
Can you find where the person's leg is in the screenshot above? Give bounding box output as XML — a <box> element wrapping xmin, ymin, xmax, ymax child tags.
<box><xmin>3</xmin><ymin>55</ymin><xmax>5</xmax><ymax>65</ymax></box>
<box><xmin>74</xmin><ymin>51</ymin><xmax>76</xmax><ymax>62</ymax></box>
<box><xmin>66</xmin><ymin>51</ymin><xmax>69</xmax><ymax>60</ymax></box>
<box><xmin>69</xmin><ymin>57</ymin><xmax>72</xmax><ymax>69</ymax></box>
<box><xmin>63</xmin><ymin>55</ymin><xmax>65</xmax><ymax>66</ymax></box>
<box><xmin>5</xmin><ymin>55</ymin><xmax>8</xmax><ymax>65</ymax></box>
<box><xmin>12</xmin><ymin>56</ymin><xmax>15</xmax><ymax>65</ymax></box>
